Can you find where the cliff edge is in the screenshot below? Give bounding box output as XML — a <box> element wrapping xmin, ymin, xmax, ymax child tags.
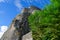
<box><xmin>1</xmin><ymin>6</ymin><xmax>40</xmax><ymax>40</ymax></box>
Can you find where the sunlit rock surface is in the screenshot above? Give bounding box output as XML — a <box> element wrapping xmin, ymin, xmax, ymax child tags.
<box><xmin>1</xmin><ymin>6</ymin><xmax>40</xmax><ymax>40</ymax></box>
<box><xmin>22</xmin><ymin>32</ymin><xmax>33</xmax><ymax>40</ymax></box>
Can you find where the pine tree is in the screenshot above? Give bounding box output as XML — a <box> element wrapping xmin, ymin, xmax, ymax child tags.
<box><xmin>28</xmin><ymin>0</ymin><xmax>60</xmax><ymax>40</ymax></box>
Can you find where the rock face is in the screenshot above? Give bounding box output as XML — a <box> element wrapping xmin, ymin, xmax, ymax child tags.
<box><xmin>1</xmin><ymin>6</ymin><xmax>40</xmax><ymax>40</ymax></box>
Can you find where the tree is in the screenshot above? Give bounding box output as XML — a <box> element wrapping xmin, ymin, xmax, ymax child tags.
<box><xmin>28</xmin><ymin>0</ymin><xmax>60</xmax><ymax>40</ymax></box>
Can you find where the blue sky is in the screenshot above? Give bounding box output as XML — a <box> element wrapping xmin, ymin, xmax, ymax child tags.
<box><xmin>0</xmin><ymin>0</ymin><xmax>50</xmax><ymax>26</ymax></box>
<box><xmin>0</xmin><ymin>0</ymin><xmax>50</xmax><ymax>38</ymax></box>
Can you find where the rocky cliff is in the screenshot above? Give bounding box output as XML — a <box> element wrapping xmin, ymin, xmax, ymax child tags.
<box><xmin>1</xmin><ymin>6</ymin><xmax>40</xmax><ymax>40</ymax></box>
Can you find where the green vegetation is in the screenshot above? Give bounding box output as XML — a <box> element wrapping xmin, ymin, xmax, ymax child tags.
<box><xmin>28</xmin><ymin>0</ymin><xmax>60</xmax><ymax>40</ymax></box>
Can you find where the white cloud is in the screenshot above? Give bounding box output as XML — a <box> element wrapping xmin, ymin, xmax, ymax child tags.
<box><xmin>0</xmin><ymin>32</ymin><xmax>4</xmax><ymax>39</ymax></box>
<box><xmin>0</xmin><ymin>0</ymin><xmax>5</xmax><ymax>3</ymax></box>
<box><xmin>0</xmin><ymin>0</ymin><xmax>9</xmax><ymax>3</ymax></box>
<box><xmin>14</xmin><ymin>0</ymin><xmax>23</xmax><ymax>11</ymax></box>
<box><xmin>0</xmin><ymin>26</ymin><xmax>8</xmax><ymax>38</ymax></box>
